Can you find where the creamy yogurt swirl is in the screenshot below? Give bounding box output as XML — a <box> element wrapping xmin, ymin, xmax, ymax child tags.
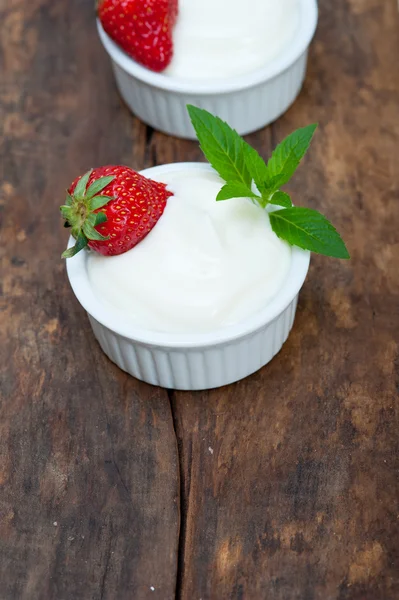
<box><xmin>87</xmin><ymin>168</ymin><xmax>291</xmax><ymax>334</ymax></box>
<box><xmin>164</xmin><ymin>0</ymin><xmax>300</xmax><ymax>80</ymax></box>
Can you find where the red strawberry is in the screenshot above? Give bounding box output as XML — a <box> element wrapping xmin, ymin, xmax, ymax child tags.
<box><xmin>98</xmin><ymin>0</ymin><xmax>178</xmax><ymax>73</ymax></box>
<box><xmin>61</xmin><ymin>165</ymin><xmax>172</xmax><ymax>258</ymax></box>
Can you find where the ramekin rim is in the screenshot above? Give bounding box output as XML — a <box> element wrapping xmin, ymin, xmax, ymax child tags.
<box><xmin>97</xmin><ymin>0</ymin><xmax>318</xmax><ymax>95</ymax></box>
<box><xmin>66</xmin><ymin>162</ymin><xmax>311</xmax><ymax>349</ymax></box>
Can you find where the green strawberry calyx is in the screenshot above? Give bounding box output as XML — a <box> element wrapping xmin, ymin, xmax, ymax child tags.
<box><xmin>60</xmin><ymin>169</ymin><xmax>115</xmax><ymax>259</ymax></box>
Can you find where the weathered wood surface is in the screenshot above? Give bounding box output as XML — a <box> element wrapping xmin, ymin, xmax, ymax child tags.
<box><xmin>1</xmin><ymin>0</ymin><xmax>398</xmax><ymax>599</ymax></box>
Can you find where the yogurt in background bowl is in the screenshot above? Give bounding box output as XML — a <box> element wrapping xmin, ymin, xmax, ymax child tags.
<box><xmin>67</xmin><ymin>163</ymin><xmax>310</xmax><ymax>391</ymax></box>
<box><xmin>97</xmin><ymin>0</ymin><xmax>318</xmax><ymax>138</ymax></box>
<box><xmin>165</xmin><ymin>0</ymin><xmax>300</xmax><ymax>80</ymax></box>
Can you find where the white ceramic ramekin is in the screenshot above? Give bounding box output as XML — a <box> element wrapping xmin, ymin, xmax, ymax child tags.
<box><xmin>97</xmin><ymin>0</ymin><xmax>318</xmax><ymax>139</ymax></box>
<box><xmin>66</xmin><ymin>163</ymin><xmax>310</xmax><ymax>391</ymax></box>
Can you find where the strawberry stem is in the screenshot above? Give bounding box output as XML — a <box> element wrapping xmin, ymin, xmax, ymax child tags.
<box><xmin>61</xmin><ymin>169</ymin><xmax>115</xmax><ymax>259</ymax></box>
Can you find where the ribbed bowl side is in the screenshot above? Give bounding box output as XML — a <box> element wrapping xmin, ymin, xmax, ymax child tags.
<box><xmin>111</xmin><ymin>52</ymin><xmax>308</xmax><ymax>139</ymax></box>
<box><xmin>87</xmin><ymin>294</ymin><xmax>299</xmax><ymax>391</ymax></box>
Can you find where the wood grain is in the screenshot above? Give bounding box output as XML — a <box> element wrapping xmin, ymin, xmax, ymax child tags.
<box><xmin>0</xmin><ymin>1</ymin><xmax>179</xmax><ymax>599</ymax></box>
<box><xmin>171</xmin><ymin>1</ymin><xmax>399</xmax><ymax>599</ymax></box>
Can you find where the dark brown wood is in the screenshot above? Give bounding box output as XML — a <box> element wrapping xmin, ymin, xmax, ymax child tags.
<box><xmin>170</xmin><ymin>1</ymin><xmax>399</xmax><ymax>599</ymax></box>
<box><xmin>1</xmin><ymin>0</ymin><xmax>399</xmax><ymax>599</ymax></box>
<box><xmin>0</xmin><ymin>1</ymin><xmax>179</xmax><ymax>599</ymax></box>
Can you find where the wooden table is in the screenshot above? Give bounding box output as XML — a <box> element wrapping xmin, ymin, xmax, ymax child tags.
<box><xmin>1</xmin><ymin>0</ymin><xmax>399</xmax><ymax>598</ymax></box>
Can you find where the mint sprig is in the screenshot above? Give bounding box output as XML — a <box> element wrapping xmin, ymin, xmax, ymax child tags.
<box><xmin>187</xmin><ymin>105</ymin><xmax>349</xmax><ymax>259</ymax></box>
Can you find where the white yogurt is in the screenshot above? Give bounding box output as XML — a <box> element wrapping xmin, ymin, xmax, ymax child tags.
<box><xmin>164</xmin><ymin>0</ymin><xmax>300</xmax><ymax>80</ymax></box>
<box><xmin>87</xmin><ymin>168</ymin><xmax>291</xmax><ymax>334</ymax></box>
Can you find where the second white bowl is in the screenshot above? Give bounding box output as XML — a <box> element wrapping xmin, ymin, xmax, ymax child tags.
<box><xmin>97</xmin><ymin>0</ymin><xmax>318</xmax><ymax>139</ymax></box>
<box><xmin>66</xmin><ymin>163</ymin><xmax>310</xmax><ymax>391</ymax></box>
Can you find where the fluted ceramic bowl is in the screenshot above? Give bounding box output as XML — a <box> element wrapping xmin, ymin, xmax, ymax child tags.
<box><xmin>97</xmin><ymin>0</ymin><xmax>318</xmax><ymax>139</ymax></box>
<box><xmin>66</xmin><ymin>163</ymin><xmax>311</xmax><ymax>390</ymax></box>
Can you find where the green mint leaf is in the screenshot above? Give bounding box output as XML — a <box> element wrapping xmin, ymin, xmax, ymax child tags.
<box><xmin>94</xmin><ymin>212</ymin><xmax>108</xmax><ymax>226</ymax></box>
<box><xmin>73</xmin><ymin>169</ymin><xmax>93</xmax><ymax>201</ymax></box>
<box><xmin>269</xmin><ymin>191</ymin><xmax>292</xmax><ymax>208</ymax></box>
<box><xmin>85</xmin><ymin>176</ymin><xmax>115</xmax><ymax>200</ymax></box>
<box><xmin>82</xmin><ymin>221</ymin><xmax>109</xmax><ymax>242</ymax></box>
<box><xmin>216</xmin><ymin>183</ymin><xmax>258</xmax><ymax>202</ymax></box>
<box><xmin>88</xmin><ymin>195</ymin><xmax>114</xmax><ymax>211</ymax></box>
<box><xmin>62</xmin><ymin>232</ymin><xmax>88</xmax><ymax>259</ymax></box>
<box><xmin>269</xmin><ymin>207</ymin><xmax>350</xmax><ymax>259</ymax></box>
<box><xmin>242</xmin><ymin>143</ymin><xmax>270</xmax><ymax>197</ymax></box>
<box><xmin>265</xmin><ymin>124</ymin><xmax>317</xmax><ymax>192</ymax></box>
<box><xmin>187</xmin><ymin>105</ymin><xmax>251</xmax><ymax>188</ymax></box>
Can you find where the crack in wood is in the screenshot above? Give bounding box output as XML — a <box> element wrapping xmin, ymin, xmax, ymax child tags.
<box><xmin>99</xmin><ymin>519</ymin><xmax>114</xmax><ymax>600</ymax></box>
<box><xmin>168</xmin><ymin>389</ymin><xmax>187</xmax><ymax>600</ymax></box>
